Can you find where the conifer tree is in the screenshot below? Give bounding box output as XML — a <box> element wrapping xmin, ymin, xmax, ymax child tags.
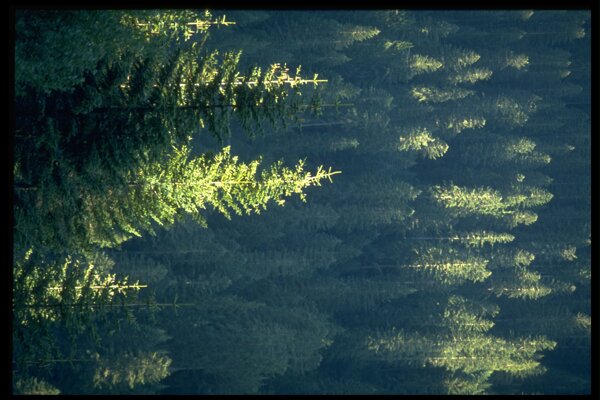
<box><xmin>489</xmin><ymin>268</ymin><xmax>552</xmax><ymax>300</ymax></box>
<box><xmin>443</xmin><ymin>295</ymin><xmax>499</xmax><ymax>335</ymax></box>
<box><xmin>13</xmin><ymin>376</ymin><xmax>61</xmax><ymax>395</ymax></box>
<box><xmin>409</xmin><ymin>54</ymin><xmax>443</xmax><ymax>75</ymax></box>
<box><xmin>411</xmin><ymin>85</ymin><xmax>475</xmax><ymax>103</ymax></box>
<box><xmin>398</xmin><ymin>127</ymin><xmax>449</xmax><ymax>159</ymax></box>
<box><xmin>95</xmin><ymin>145</ymin><xmax>340</xmax><ymax>245</ymax></box>
<box><xmin>13</xmin><ymin>248</ymin><xmax>143</xmax><ymax>330</ymax></box>
<box><xmin>92</xmin><ymin>351</ymin><xmax>172</xmax><ymax>393</ymax></box>
<box><xmin>430</xmin><ymin>184</ymin><xmax>507</xmax><ymax>218</ymax></box>
<box><xmin>449</xmin><ymin>67</ymin><xmax>493</xmax><ymax>85</ymax></box>
<box><xmin>443</xmin><ymin>371</ymin><xmax>492</xmax><ymax>395</ymax></box>
<box><xmin>406</xmin><ymin>245</ymin><xmax>491</xmax><ymax>285</ymax></box>
<box><xmin>366</xmin><ymin>327</ymin><xmax>556</xmax><ymax>393</ymax></box>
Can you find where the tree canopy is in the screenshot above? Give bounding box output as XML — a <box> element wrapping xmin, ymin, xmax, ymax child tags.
<box><xmin>13</xmin><ymin>8</ymin><xmax>590</xmax><ymax>395</ymax></box>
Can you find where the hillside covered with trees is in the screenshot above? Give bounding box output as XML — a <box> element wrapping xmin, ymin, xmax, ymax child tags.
<box><xmin>13</xmin><ymin>9</ymin><xmax>591</xmax><ymax>395</ymax></box>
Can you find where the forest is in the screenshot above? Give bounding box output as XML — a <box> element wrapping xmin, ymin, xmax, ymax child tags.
<box><xmin>12</xmin><ymin>9</ymin><xmax>591</xmax><ymax>395</ymax></box>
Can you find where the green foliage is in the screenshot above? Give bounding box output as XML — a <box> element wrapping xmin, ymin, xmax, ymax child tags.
<box><xmin>92</xmin><ymin>351</ymin><xmax>172</xmax><ymax>392</ymax></box>
<box><xmin>417</xmin><ymin>18</ymin><xmax>459</xmax><ymax>39</ymax></box>
<box><xmin>449</xmin><ymin>67</ymin><xmax>493</xmax><ymax>84</ymax></box>
<box><xmin>494</xmin><ymin>95</ymin><xmax>542</xmax><ymax>128</ymax></box>
<box><xmin>410</xmin><ymin>54</ymin><xmax>443</xmax><ymax>75</ymax></box>
<box><xmin>409</xmin><ymin>246</ymin><xmax>491</xmax><ymax>285</ymax></box>
<box><xmin>504</xmin><ymin>51</ymin><xmax>530</xmax><ymax>69</ymax></box>
<box><xmin>442</xmin><ymin>115</ymin><xmax>486</xmax><ymax>134</ymax></box>
<box><xmin>429</xmin><ymin>334</ymin><xmax>556</xmax><ymax>376</ymax></box>
<box><xmin>444</xmin><ymin>371</ymin><xmax>492</xmax><ymax>395</ymax></box>
<box><xmin>112</xmin><ymin>253</ymin><xmax>169</xmax><ymax>285</ymax></box>
<box><xmin>574</xmin><ymin>313</ymin><xmax>591</xmax><ymax>333</ymax></box>
<box><xmin>13</xmin><ymin>376</ymin><xmax>61</xmax><ymax>395</ymax></box>
<box><xmin>13</xmin><ymin>248</ymin><xmax>141</xmax><ymax>327</ymax></box>
<box><xmin>165</xmin><ymin>298</ymin><xmax>335</xmax><ymax>393</ymax></box>
<box><xmin>15</xmin><ymin>10</ymin><xmax>128</xmax><ymax>95</ymax></box>
<box><xmin>501</xmin><ymin>138</ymin><xmax>552</xmax><ymax>166</ymax></box>
<box><xmin>504</xmin><ymin>186</ymin><xmax>553</xmax><ymax>208</ymax></box>
<box><xmin>13</xmin><ymin>8</ymin><xmax>590</xmax><ymax>395</ymax></box>
<box><xmin>411</xmin><ymin>85</ymin><xmax>475</xmax><ymax>103</ymax></box>
<box><xmin>491</xmin><ymin>268</ymin><xmax>552</xmax><ymax>300</ymax></box>
<box><xmin>450</xmin><ymin>231</ymin><xmax>515</xmax><ymax>248</ymax></box>
<box><xmin>431</xmin><ymin>184</ymin><xmax>506</xmax><ymax>217</ymax></box>
<box><xmin>398</xmin><ymin>127</ymin><xmax>449</xmax><ymax>159</ymax></box>
<box><xmin>167</xmin><ymin>50</ymin><xmax>326</xmax><ymax>139</ymax></box>
<box><xmin>346</xmin><ymin>25</ymin><xmax>381</xmax><ymax>43</ymax></box>
<box><xmin>15</xmin><ymin>9</ymin><xmax>221</xmax><ymax>97</ymax></box>
<box><xmin>12</xmin><ymin>247</ymin><xmax>145</xmax><ymax>374</ymax></box>
<box><xmin>365</xmin><ymin>327</ymin><xmax>556</xmax><ymax>382</ymax></box>
<box><xmin>17</xmin><ymin>144</ymin><xmax>339</xmax><ymax>250</ymax></box>
<box><xmin>128</xmin><ymin>144</ymin><xmax>339</xmax><ymax>226</ymax></box>
<box><xmin>384</xmin><ymin>40</ymin><xmax>414</xmax><ymax>51</ymax></box>
<box><xmin>443</xmin><ymin>295</ymin><xmax>497</xmax><ymax>334</ymax></box>
<box><xmin>454</xmin><ymin>49</ymin><xmax>481</xmax><ymax>68</ymax></box>
<box><xmin>503</xmin><ymin>210</ymin><xmax>539</xmax><ymax>228</ymax></box>
<box><xmin>120</xmin><ymin>9</ymin><xmax>233</xmax><ymax>43</ymax></box>
<box><xmin>430</xmin><ymin>183</ymin><xmax>551</xmax><ymax>229</ymax></box>
<box><xmin>310</xmin><ymin>276</ymin><xmax>417</xmax><ymax>315</ymax></box>
<box><xmin>364</xmin><ymin>328</ymin><xmax>432</xmax><ymax>364</ymax></box>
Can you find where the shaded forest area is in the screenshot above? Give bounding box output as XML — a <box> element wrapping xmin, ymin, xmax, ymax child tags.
<box><xmin>13</xmin><ymin>9</ymin><xmax>591</xmax><ymax>394</ymax></box>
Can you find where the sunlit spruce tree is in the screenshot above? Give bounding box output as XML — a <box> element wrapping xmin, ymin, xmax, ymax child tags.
<box><xmin>81</xmin><ymin>144</ymin><xmax>339</xmax><ymax>247</ymax></box>
<box><xmin>90</xmin><ymin>351</ymin><xmax>172</xmax><ymax>394</ymax></box>
<box><xmin>12</xmin><ymin>376</ymin><xmax>61</xmax><ymax>395</ymax></box>
<box><xmin>406</xmin><ymin>245</ymin><xmax>491</xmax><ymax>285</ymax></box>
<box><xmin>365</xmin><ymin>296</ymin><xmax>556</xmax><ymax>394</ymax></box>
<box><xmin>12</xmin><ymin>248</ymin><xmax>145</xmax><ymax>370</ymax></box>
<box><xmin>430</xmin><ymin>183</ymin><xmax>552</xmax><ymax>228</ymax></box>
<box><xmin>397</xmin><ymin>127</ymin><xmax>449</xmax><ymax>159</ymax></box>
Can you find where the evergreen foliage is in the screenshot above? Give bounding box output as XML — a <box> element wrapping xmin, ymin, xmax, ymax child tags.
<box><xmin>13</xmin><ymin>8</ymin><xmax>590</xmax><ymax>395</ymax></box>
